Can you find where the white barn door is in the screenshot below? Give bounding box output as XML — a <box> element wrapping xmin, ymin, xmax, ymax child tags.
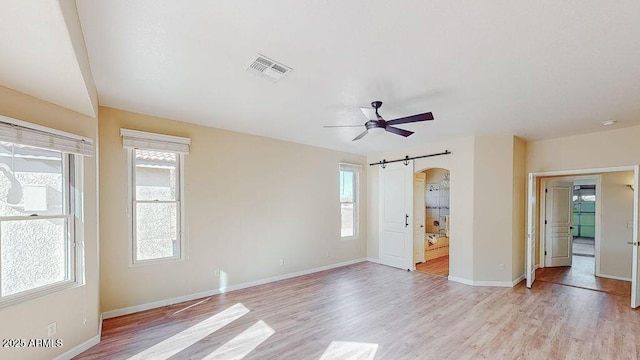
<box><xmin>379</xmin><ymin>161</ymin><xmax>414</xmax><ymax>271</ymax></box>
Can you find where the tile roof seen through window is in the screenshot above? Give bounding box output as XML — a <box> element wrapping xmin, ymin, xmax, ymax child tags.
<box><xmin>135</xmin><ymin>149</ymin><xmax>176</xmax><ymax>168</ymax></box>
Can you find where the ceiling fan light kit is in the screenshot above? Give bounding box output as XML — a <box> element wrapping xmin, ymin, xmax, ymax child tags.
<box><xmin>324</xmin><ymin>100</ymin><xmax>435</xmax><ymax>141</ymax></box>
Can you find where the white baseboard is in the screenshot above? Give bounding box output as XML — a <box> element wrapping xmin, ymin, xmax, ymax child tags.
<box><xmin>366</xmin><ymin>257</ymin><xmax>381</xmax><ymax>264</ymax></box>
<box><xmin>103</xmin><ymin>258</ymin><xmax>367</xmax><ymax>319</ymax></box>
<box><xmin>447</xmin><ymin>276</ymin><xmax>473</xmax><ymax>286</ymax></box>
<box><xmin>448</xmin><ymin>275</ymin><xmax>518</xmax><ymax>288</ymax></box>
<box><xmin>368</xmin><ymin>261</ymin><xmax>523</xmax><ymax>288</ymax></box>
<box><xmin>512</xmin><ymin>273</ymin><xmax>526</xmax><ymax>286</ymax></box>
<box><xmin>596</xmin><ymin>273</ymin><xmax>631</xmax><ymax>282</ymax></box>
<box><xmin>52</xmin><ymin>315</ymin><xmax>102</xmax><ymax>360</ymax></box>
<box><xmin>473</xmin><ymin>280</ymin><xmax>516</xmax><ymax>287</ymax></box>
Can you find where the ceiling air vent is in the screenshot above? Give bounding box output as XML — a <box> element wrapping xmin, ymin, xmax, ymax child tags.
<box><xmin>245</xmin><ymin>54</ymin><xmax>292</xmax><ymax>82</ymax></box>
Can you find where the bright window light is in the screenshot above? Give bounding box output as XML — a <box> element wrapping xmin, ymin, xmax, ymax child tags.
<box><xmin>201</xmin><ymin>320</ymin><xmax>275</xmax><ymax>360</ymax></box>
<box><xmin>132</xmin><ymin>149</ymin><xmax>182</xmax><ymax>263</ymax></box>
<box><xmin>0</xmin><ymin>141</ymin><xmax>78</xmax><ymax>305</ymax></box>
<box><xmin>319</xmin><ymin>341</ymin><xmax>379</xmax><ymax>360</ymax></box>
<box><xmin>339</xmin><ymin>163</ymin><xmax>361</xmax><ymax>239</ymax></box>
<box><xmin>127</xmin><ymin>303</ymin><xmax>250</xmax><ymax>360</ymax></box>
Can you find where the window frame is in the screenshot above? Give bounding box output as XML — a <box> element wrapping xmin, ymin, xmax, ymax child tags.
<box><xmin>127</xmin><ymin>148</ymin><xmax>186</xmax><ymax>266</ymax></box>
<box><xmin>0</xmin><ymin>151</ymin><xmax>83</xmax><ymax>309</ymax></box>
<box><xmin>339</xmin><ymin>163</ymin><xmax>361</xmax><ymax>240</ymax></box>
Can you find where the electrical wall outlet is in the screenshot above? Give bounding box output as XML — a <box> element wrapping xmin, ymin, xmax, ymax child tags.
<box><xmin>47</xmin><ymin>322</ymin><xmax>56</xmax><ymax>338</ymax></box>
<box><xmin>498</xmin><ymin>264</ymin><xmax>505</xmax><ymax>271</ymax></box>
<box><xmin>279</xmin><ymin>259</ymin><xmax>285</xmax><ymax>265</ymax></box>
<box><xmin>627</xmin><ymin>221</ymin><xmax>634</xmax><ymax>229</ymax></box>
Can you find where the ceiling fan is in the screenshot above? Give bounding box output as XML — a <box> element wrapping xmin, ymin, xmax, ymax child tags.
<box><xmin>324</xmin><ymin>101</ymin><xmax>434</xmax><ymax>141</ymax></box>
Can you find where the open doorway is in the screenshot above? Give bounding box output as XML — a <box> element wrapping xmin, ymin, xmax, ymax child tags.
<box><xmin>571</xmin><ymin>180</ymin><xmax>596</xmax><ymax>274</ymax></box>
<box><xmin>531</xmin><ymin>172</ymin><xmax>633</xmax><ymax>298</ymax></box>
<box><xmin>414</xmin><ymin>168</ymin><xmax>450</xmax><ymax>276</ymax></box>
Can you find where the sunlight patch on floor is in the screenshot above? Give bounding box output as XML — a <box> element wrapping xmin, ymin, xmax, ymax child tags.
<box><xmin>319</xmin><ymin>341</ymin><xmax>379</xmax><ymax>360</ymax></box>
<box><xmin>127</xmin><ymin>303</ymin><xmax>250</xmax><ymax>360</ymax></box>
<box><xmin>202</xmin><ymin>320</ymin><xmax>275</xmax><ymax>360</ymax></box>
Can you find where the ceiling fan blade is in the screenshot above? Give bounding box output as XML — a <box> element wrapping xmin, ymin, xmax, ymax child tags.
<box><xmin>360</xmin><ymin>107</ymin><xmax>378</xmax><ymax>121</ymax></box>
<box><xmin>352</xmin><ymin>130</ymin><xmax>369</xmax><ymax>141</ymax></box>
<box><xmin>323</xmin><ymin>125</ymin><xmax>364</xmax><ymax>128</ymax></box>
<box><xmin>385</xmin><ymin>126</ymin><xmax>414</xmax><ymax>137</ymax></box>
<box><xmin>386</xmin><ymin>112</ymin><xmax>434</xmax><ymax>126</ymax></box>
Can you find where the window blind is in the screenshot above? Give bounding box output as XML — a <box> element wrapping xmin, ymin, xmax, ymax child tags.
<box><xmin>339</xmin><ymin>162</ymin><xmax>363</xmax><ymax>173</ymax></box>
<box><xmin>0</xmin><ymin>120</ymin><xmax>94</xmax><ymax>156</ymax></box>
<box><xmin>121</xmin><ymin>129</ymin><xmax>190</xmax><ymax>154</ymax></box>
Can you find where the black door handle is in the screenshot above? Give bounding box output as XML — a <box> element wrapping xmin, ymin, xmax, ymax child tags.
<box><xmin>405</xmin><ymin>214</ymin><xmax>409</xmax><ymax>228</ymax></box>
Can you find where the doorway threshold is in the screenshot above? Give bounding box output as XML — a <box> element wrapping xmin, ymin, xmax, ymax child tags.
<box><xmin>535</xmin><ymin>256</ymin><xmax>630</xmax><ymax>297</ymax></box>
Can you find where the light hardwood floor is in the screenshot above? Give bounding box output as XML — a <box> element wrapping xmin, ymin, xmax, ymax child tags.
<box><xmin>416</xmin><ymin>255</ymin><xmax>449</xmax><ymax>276</ymax></box>
<box><xmin>76</xmin><ymin>262</ymin><xmax>640</xmax><ymax>360</ymax></box>
<box><xmin>536</xmin><ymin>255</ymin><xmax>631</xmax><ymax>297</ymax></box>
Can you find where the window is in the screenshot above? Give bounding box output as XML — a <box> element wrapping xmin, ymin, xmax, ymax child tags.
<box><xmin>572</xmin><ymin>185</ymin><xmax>596</xmax><ymax>238</ymax></box>
<box><xmin>122</xmin><ymin>129</ymin><xmax>190</xmax><ymax>264</ymax></box>
<box><xmin>0</xmin><ymin>117</ymin><xmax>93</xmax><ymax>307</ymax></box>
<box><xmin>339</xmin><ymin>163</ymin><xmax>361</xmax><ymax>238</ymax></box>
<box><xmin>132</xmin><ymin>149</ymin><xmax>180</xmax><ymax>262</ymax></box>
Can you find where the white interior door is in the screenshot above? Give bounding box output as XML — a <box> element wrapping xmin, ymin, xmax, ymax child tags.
<box><xmin>379</xmin><ymin>161</ymin><xmax>414</xmax><ymax>271</ymax></box>
<box><xmin>545</xmin><ymin>181</ymin><xmax>573</xmax><ymax>267</ymax></box>
<box><xmin>526</xmin><ymin>173</ymin><xmax>537</xmax><ymax>288</ymax></box>
<box><xmin>631</xmin><ymin>165</ymin><xmax>640</xmax><ymax>308</ymax></box>
<box><xmin>413</xmin><ymin>174</ymin><xmax>425</xmax><ymax>263</ymax></box>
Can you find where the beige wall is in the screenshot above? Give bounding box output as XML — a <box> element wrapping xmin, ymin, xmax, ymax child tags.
<box><xmin>99</xmin><ymin>107</ymin><xmax>367</xmax><ymax>313</ymax></box>
<box><xmin>527</xmin><ymin>125</ymin><xmax>640</xmax><ymax>172</ymax></box>
<box><xmin>472</xmin><ymin>136</ymin><xmax>521</xmax><ymax>283</ymax></box>
<box><xmin>600</xmin><ymin>171</ymin><xmax>634</xmax><ymax>279</ymax></box>
<box><xmin>0</xmin><ymin>86</ymin><xmax>99</xmax><ymax>360</ymax></box>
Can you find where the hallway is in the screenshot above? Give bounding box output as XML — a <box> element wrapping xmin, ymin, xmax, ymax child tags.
<box><xmin>572</xmin><ymin>237</ymin><xmax>595</xmax><ymax>257</ymax></box>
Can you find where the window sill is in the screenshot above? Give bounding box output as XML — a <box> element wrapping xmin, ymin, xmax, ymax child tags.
<box><xmin>0</xmin><ymin>280</ymin><xmax>84</xmax><ymax>310</ymax></box>
<box><xmin>129</xmin><ymin>256</ymin><xmax>184</xmax><ymax>267</ymax></box>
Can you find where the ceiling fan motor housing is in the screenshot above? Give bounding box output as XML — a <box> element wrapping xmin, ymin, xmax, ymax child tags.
<box><xmin>365</xmin><ymin>120</ymin><xmax>386</xmax><ymax>130</ymax></box>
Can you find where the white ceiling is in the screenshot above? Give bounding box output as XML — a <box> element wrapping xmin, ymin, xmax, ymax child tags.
<box><xmin>0</xmin><ymin>0</ymin><xmax>95</xmax><ymax>117</ymax></box>
<box><xmin>5</xmin><ymin>1</ymin><xmax>640</xmax><ymax>155</ymax></box>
